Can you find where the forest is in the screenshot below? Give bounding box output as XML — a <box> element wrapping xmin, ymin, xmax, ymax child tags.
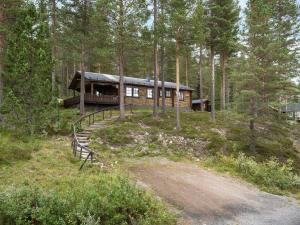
<box><xmin>0</xmin><ymin>0</ymin><xmax>300</xmax><ymax>225</ymax></box>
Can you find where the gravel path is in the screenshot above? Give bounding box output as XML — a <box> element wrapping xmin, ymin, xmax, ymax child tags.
<box><xmin>129</xmin><ymin>159</ymin><xmax>300</xmax><ymax>225</ymax></box>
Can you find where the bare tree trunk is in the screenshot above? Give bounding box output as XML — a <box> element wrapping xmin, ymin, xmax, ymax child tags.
<box><xmin>185</xmin><ymin>55</ymin><xmax>189</xmax><ymax>86</ymax></box>
<box><xmin>51</xmin><ymin>0</ymin><xmax>56</xmax><ymax>96</ymax></box>
<box><xmin>198</xmin><ymin>46</ymin><xmax>204</xmax><ymax>112</ymax></box>
<box><xmin>80</xmin><ymin>46</ymin><xmax>85</xmax><ymax>116</ymax></box>
<box><xmin>153</xmin><ymin>0</ymin><xmax>158</xmax><ymax>117</ymax></box>
<box><xmin>210</xmin><ymin>46</ymin><xmax>216</xmax><ymax>121</ymax></box>
<box><xmin>161</xmin><ymin>45</ymin><xmax>166</xmax><ymax>114</ymax></box>
<box><xmin>0</xmin><ymin>3</ymin><xmax>4</xmax><ymax>115</ymax></box>
<box><xmin>220</xmin><ymin>52</ymin><xmax>226</xmax><ymax>110</ymax></box>
<box><xmin>226</xmin><ymin>75</ymin><xmax>230</xmax><ymax>109</ymax></box>
<box><xmin>249</xmin><ymin>96</ymin><xmax>257</xmax><ymax>153</ymax></box>
<box><xmin>176</xmin><ymin>37</ymin><xmax>181</xmax><ymax>130</ymax></box>
<box><xmin>118</xmin><ymin>0</ymin><xmax>125</xmax><ymax>120</ymax></box>
<box><xmin>66</xmin><ymin>65</ymin><xmax>69</xmax><ymax>96</ymax></box>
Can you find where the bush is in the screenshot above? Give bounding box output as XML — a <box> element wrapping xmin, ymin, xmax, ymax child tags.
<box><xmin>0</xmin><ymin>133</ymin><xmax>40</xmax><ymax>165</ymax></box>
<box><xmin>234</xmin><ymin>153</ymin><xmax>300</xmax><ymax>192</ymax></box>
<box><xmin>0</xmin><ymin>175</ymin><xmax>176</xmax><ymax>225</ymax></box>
<box><xmin>206</xmin><ymin>153</ymin><xmax>300</xmax><ymax>194</ymax></box>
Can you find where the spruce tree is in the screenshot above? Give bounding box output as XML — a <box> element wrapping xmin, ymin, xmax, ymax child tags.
<box><xmin>3</xmin><ymin>2</ymin><xmax>53</xmax><ymax>134</ymax></box>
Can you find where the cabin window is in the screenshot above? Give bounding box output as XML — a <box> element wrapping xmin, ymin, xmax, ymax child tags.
<box><xmin>166</xmin><ymin>90</ymin><xmax>171</xmax><ymax>98</ymax></box>
<box><xmin>147</xmin><ymin>89</ymin><xmax>153</xmax><ymax>99</ymax></box>
<box><xmin>160</xmin><ymin>90</ymin><xmax>171</xmax><ymax>98</ymax></box>
<box><xmin>133</xmin><ymin>88</ymin><xmax>139</xmax><ymax>97</ymax></box>
<box><xmin>126</xmin><ymin>87</ymin><xmax>132</xmax><ymax>97</ymax></box>
<box><xmin>179</xmin><ymin>91</ymin><xmax>184</xmax><ymax>101</ymax></box>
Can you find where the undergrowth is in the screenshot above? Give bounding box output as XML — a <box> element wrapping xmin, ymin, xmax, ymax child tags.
<box><xmin>204</xmin><ymin>153</ymin><xmax>300</xmax><ymax>195</ymax></box>
<box><xmin>0</xmin><ymin>175</ymin><xmax>175</xmax><ymax>225</ymax></box>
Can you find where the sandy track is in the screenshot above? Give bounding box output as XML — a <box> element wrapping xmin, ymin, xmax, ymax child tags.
<box><xmin>129</xmin><ymin>159</ymin><xmax>300</xmax><ymax>225</ymax></box>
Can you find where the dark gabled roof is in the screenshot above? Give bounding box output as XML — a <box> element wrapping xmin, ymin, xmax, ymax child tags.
<box><xmin>69</xmin><ymin>71</ymin><xmax>193</xmax><ymax>91</ymax></box>
<box><xmin>192</xmin><ymin>99</ymin><xmax>209</xmax><ymax>104</ymax></box>
<box><xmin>281</xmin><ymin>103</ymin><xmax>300</xmax><ymax>112</ymax></box>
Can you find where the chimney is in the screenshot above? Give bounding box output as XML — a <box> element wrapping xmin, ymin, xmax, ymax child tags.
<box><xmin>146</xmin><ymin>74</ymin><xmax>150</xmax><ymax>82</ymax></box>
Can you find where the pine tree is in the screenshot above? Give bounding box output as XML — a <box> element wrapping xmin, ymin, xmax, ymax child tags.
<box><xmin>167</xmin><ymin>0</ymin><xmax>194</xmax><ymax>130</ymax></box>
<box><xmin>217</xmin><ymin>0</ymin><xmax>239</xmax><ymax>110</ymax></box>
<box><xmin>192</xmin><ymin>1</ymin><xmax>207</xmax><ymax>111</ymax></box>
<box><xmin>108</xmin><ymin>0</ymin><xmax>149</xmax><ymax>119</ymax></box>
<box><xmin>206</xmin><ymin>0</ymin><xmax>222</xmax><ymax>121</ymax></box>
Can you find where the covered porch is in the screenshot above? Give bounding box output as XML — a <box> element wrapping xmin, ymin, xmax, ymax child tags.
<box><xmin>64</xmin><ymin>79</ymin><xmax>119</xmax><ymax>107</ymax></box>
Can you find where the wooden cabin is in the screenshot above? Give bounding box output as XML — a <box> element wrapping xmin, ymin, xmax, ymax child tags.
<box><xmin>281</xmin><ymin>103</ymin><xmax>300</xmax><ymax>121</ymax></box>
<box><xmin>192</xmin><ymin>99</ymin><xmax>210</xmax><ymax>112</ymax></box>
<box><xmin>64</xmin><ymin>72</ymin><xmax>193</xmax><ymax>110</ymax></box>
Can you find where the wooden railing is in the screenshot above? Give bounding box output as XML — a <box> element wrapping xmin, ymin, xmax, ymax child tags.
<box><xmin>64</xmin><ymin>94</ymin><xmax>119</xmax><ymax>107</ymax></box>
<box><xmin>84</xmin><ymin>93</ymin><xmax>119</xmax><ymax>104</ymax></box>
<box><xmin>71</xmin><ymin>104</ymin><xmax>133</xmax><ymax>170</ymax></box>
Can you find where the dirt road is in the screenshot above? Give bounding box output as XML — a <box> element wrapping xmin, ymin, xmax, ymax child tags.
<box><xmin>129</xmin><ymin>158</ymin><xmax>300</xmax><ymax>225</ymax></box>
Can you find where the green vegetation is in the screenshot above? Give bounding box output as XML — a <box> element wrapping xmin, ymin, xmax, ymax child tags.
<box><xmin>91</xmin><ymin>110</ymin><xmax>300</xmax><ymax>196</ymax></box>
<box><xmin>0</xmin><ymin>132</ymin><xmax>40</xmax><ymax>165</ymax></box>
<box><xmin>0</xmin><ymin>132</ymin><xmax>176</xmax><ymax>225</ymax></box>
<box><xmin>204</xmin><ymin>153</ymin><xmax>300</xmax><ymax>195</ymax></box>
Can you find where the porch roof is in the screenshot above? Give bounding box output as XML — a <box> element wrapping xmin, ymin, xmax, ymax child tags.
<box><xmin>69</xmin><ymin>71</ymin><xmax>193</xmax><ymax>91</ymax></box>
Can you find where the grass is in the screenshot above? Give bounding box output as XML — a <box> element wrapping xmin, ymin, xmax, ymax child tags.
<box><xmin>0</xmin><ymin>133</ymin><xmax>176</xmax><ymax>225</ymax></box>
<box><xmin>203</xmin><ymin>153</ymin><xmax>300</xmax><ymax>195</ymax></box>
<box><xmin>89</xmin><ymin>109</ymin><xmax>300</xmax><ymax>196</ymax></box>
<box><xmin>0</xmin><ymin>132</ymin><xmax>41</xmax><ymax>165</ymax></box>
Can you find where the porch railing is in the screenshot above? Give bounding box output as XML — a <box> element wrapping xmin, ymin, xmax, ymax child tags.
<box><xmin>64</xmin><ymin>94</ymin><xmax>119</xmax><ymax>107</ymax></box>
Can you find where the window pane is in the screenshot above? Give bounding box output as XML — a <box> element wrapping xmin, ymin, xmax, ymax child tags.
<box><xmin>180</xmin><ymin>92</ymin><xmax>184</xmax><ymax>101</ymax></box>
<box><xmin>147</xmin><ymin>89</ymin><xmax>153</xmax><ymax>98</ymax></box>
<box><xmin>133</xmin><ymin>88</ymin><xmax>139</xmax><ymax>97</ymax></box>
<box><xmin>166</xmin><ymin>90</ymin><xmax>171</xmax><ymax>97</ymax></box>
<box><xmin>126</xmin><ymin>87</ymin><xmax>132</xmax><ymax>97</ymax></box>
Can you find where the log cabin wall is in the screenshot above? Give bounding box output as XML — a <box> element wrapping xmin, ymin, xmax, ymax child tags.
<box><xmin>124</xmin><ymin>85</ymin><xmax>192</xmax><ymax>109</ymax></box>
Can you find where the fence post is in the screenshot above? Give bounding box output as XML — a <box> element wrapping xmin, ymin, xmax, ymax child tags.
<box><xmin>80</xmin><ymin>147</ymin><xmax>82</xmax><ymax>160</ymax></box>
<box><xmin>89</xmin><ymin>115</ymin><xmax>91</xmax><ymax>126</ymax></box>
<box><xmin>74</xmin><ymin>141</ymin><xmax>76</xmax><ymax>155</ymax></box>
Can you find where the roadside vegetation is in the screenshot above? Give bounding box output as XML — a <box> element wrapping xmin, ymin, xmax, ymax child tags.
<box><xmin>90</xmin><ymin>110</ymin><xmax>300</xmax><ymax>196</ymax></box>
<box><xmin>0</xmin><ymin>109</ymin><xmax>176</xmax><ymax>225</ymax></box>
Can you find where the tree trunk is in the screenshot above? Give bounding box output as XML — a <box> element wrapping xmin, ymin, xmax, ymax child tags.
<box><xmin>176</xmin><ymin>37</ymin><xmax>181</xmax><ymax>130</ymax></box>
<box><xmin>153</xmin><ymin>0</ymin><xmax>158</xmax><ymax>117</ymax></box>
<box><xmin>0</xmin><ymin>3</ymin><xmax>4</xmax><ymax>116</ymax></box>
<box><xmin>118</xmin><ymin>0</ymin><xmax>125</xmax><ymax>120</ymax></box>
<box><xmin>161</xmin><ymin>45</ymin><xmax>166</xmax><ymax>114</ymax></box>
<box><xmin>185</xmin><ymin>55</ymin><xmax>189</xmax><ymax>86</ymax></box>
<box><xmin>51</xmin><ymin>0</ymin><xmax>56</xmax><ymax>96</ymax></box>
<box><xmin>198</xmin><ymin>46</ymin><xmax>204</xmax><ymax>112</ymax></box>
<box><xmin>226</xmin><ymin>75</ymin><xmax>230</xmax><ymax>109</ymax></box>
<box><xmin>80</xmin><ymin>46</ymin><xmax>85</xmax><ymax>116</ymax></box>
<box><xmin>249</xmin><ymin>118</ymin><xmax>256</xmax><ymax>153</ymax></box>
<box><xmin>210</xmin><ymin>46</ymin><xmax>216</xmax><ymax>121</ymax></box>
<box><xmin>220</xmin><ymin>52</ymin><xmax>226</xmax><ymax>110</ymax></box>
<box><xmin>249</xmin><ymin>96</ymin><xmax>257</xmax><ymax>153</ymax></box>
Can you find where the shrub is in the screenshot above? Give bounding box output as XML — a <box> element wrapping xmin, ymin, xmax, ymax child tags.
<box><xmin>207</xmin><ymin>153</ymin><xmax>300</xmax><ymax>194</ymax></box>
<box><xmin>0</xmin><ymin>133</ymin><xmax>40</xmax><ymax>165</ymax></box>
<box><xmin>234</xmin><ymin>153</ymin><xmax>300</xmax><ymax>192</ymax></box>
<box><xmin>0</xmin><ymin>175</ymin><xmax>176</xmax><ymax>225</ymax></box>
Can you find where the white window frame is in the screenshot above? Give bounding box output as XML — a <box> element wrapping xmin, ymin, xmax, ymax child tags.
<box><xmin>126</xmin><ymin>87</ymin><xmax>133</xmax><ymax>97</ymax></box>
<box><xmin>166</xmin><ymin>90</ymin><xmax>171</xmax><ymax>98</ymax></box>
<box><xmin>133</xmin><ymin>88</ymin><xmax>139</xmax><ymax>97</ymax></box>
<box><xmin>179</xmin><ymin>91</ymin><xmax>184</xmax><ymax>101</ymax></box>
<box><xmin>147</xmin><ymin>89</ymin><xmax>153</xmax><ymax>99</ymax></box>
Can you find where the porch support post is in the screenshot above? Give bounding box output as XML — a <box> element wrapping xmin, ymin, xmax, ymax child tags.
<box><xmin>91</xmin><ymin>83</ymin><xmax>94</xmax><ymax>95</ymax></box>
